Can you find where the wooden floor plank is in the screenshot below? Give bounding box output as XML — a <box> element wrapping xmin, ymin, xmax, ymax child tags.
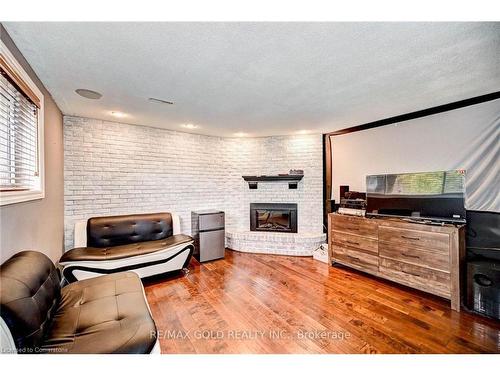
<box><xmin>143</xmin><ymin>250</ymin><xmax>500</xmax><ymax>354</ymax></box>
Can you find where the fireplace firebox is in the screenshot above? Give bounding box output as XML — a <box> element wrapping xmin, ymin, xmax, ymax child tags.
<box><xmin>250</xmin><ymin>203</ymin><xmax>297</xmax><ymax>233</ymax></box>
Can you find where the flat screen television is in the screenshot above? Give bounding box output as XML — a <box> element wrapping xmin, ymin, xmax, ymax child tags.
<box><xmin>366</xmin><ymin>170</ymin><xmax>466</xmax><ymax>223</ymax></box>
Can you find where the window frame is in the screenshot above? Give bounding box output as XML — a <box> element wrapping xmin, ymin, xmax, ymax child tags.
<box><xmin>0</xmin><ymin>39</ymin><xmax>44</xmax><ymax>206</ymax></box>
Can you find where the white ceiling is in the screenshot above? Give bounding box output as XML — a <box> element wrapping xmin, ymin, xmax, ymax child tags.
<box><xmin>3</xmin><ymin>22</ymin><xmax>500</xmax><ymax>137</ymax></box>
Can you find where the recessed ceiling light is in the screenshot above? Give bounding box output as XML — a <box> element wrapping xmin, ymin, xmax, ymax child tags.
<box><xmin>75</xmin><ymin>89</ymin><xmax>102</xmax><ymax>100</ymax></box>
<box><xmin>181</xmin><ymin>124</ymin><xmax>199</xmax><ymax>129</ymax></box>
<box><xmin>234</xmin><ymin>132</ymin><xmax>249</xmax><ymax>137</ymax></box>
<box><xmin>296</xmin><ymin>130</ymin><xmax>310</xmax><ymax>134</ymax></box>
<box><xmin>149</xmin><ymin>97</ymin><xmax>174</xmax><ymax>105</ymax></box>
<box><xmin>110</xmin><ymin>111</ymin><xmax>128</xmax><ymax>118</ymax></box>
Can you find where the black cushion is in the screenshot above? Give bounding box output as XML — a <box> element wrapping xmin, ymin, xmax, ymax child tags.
<box><xmin>0</xmin><ymin>251</ymin><xmax>61</xmax><ymax>352</ymax></box>
<box><xmin>87</xmin><ymin>212</ymin><xmax>173</xmax><ymax>248</ymax></box>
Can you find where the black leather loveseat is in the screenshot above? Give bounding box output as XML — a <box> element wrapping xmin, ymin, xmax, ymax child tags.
<box><xmin>59</xmin><ymin>212</ymin><xmax>194</xmax><ymax>282</ymax></box>
<box><xmin>0</xmin><ymin>251</ymin><xmax>158</xmax><ymax>354</ymax></box>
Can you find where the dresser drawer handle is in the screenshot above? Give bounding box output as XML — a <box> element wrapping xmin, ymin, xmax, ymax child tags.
<box><xmin>347</xmin><ymin>255</ymin><xmax>361</xmax><ymax>262</ymax></box>
<box><xmin>401</xmin><ymin>253</ymin><xmax>420</xmax><ymax>259</ymax></box>
<box><xmin>346</xmin><ymin>240</ymin><xmax>360</xmax><ymax>245</ymax></box>
<box><xmin>345</xmin><ymin>226</ymin><xmax>359</xmax><ymax>231</ymax></box>
<box><xmin>402</xmin><ymin>270</ymin><xmax>421</xmax><ymax>277</ymax></box>
<box><xmin>401</xmin><ymin>235</ymin><xmax>420</xmax><ymax>241</ymax></box>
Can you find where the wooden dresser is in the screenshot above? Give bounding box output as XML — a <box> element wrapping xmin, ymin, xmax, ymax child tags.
<box><xmin>328</xmin><ymin>213</ymin><xmax>465</xmax><ymax>311</ymax></box>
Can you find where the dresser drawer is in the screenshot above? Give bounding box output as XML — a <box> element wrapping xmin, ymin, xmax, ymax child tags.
<box><xmin>379</xmin><ymin>240</ymin><xmax>449</xmax><ymax>272</ymax></box>
<box><xmin>379</xmin><ymin>226</ymin><xmax>449</xmax><ymax>252</ymax></box>
<box><xmin>379</xmin><ymin>257</ymin><xmax>450</xmax><ymax>298</ymax></box>
<box><xmin>332</xmin><ymin>231</ymin><xmax>378</xmax><ymax>255</ymax></box>
<box><xmin>333</xmin><ymin>245</ymin><xmax>379</xmax><ymax>273</ymax></box>
<box><xmin>331</xmin><ymin>214</ymin><xmax>378</xmax><ymax>239</ymax></box>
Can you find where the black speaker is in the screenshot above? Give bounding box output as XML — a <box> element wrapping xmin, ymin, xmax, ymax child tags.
<box><xmin>466</xmin><ymin>210</ymin><xmax>500</xmax><ymax>252</ymax></box>
<box><xmin>466</xmin><ymin>260</ymin><xmax>500</xmax><ymax>320</ymax></box>
<box><xmin>340</xmin><ymin>185</ymin><xmax>349</xmax><ymax>199</ymax></box>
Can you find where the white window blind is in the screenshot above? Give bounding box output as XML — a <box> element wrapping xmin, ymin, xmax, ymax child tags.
<box><xmin>0</xmin><ymin>70</ymin><xmax>39</xmax><ymax>191</ymax></box>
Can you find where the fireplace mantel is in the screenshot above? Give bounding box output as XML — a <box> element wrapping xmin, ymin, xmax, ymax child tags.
<box><xmin>242</xmin><ymin>174</ymin><xmax>303</xmax><ymax>189</ymax></box>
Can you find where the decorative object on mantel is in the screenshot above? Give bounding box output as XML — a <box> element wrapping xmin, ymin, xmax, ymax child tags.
<box><xmin>289</xmin><ymin>169</ymin><xmax>304</xmax><ymax>175</ymax></box>
<box><xmin>242</xmin><ymin>174</ymin><xmax>304</xmax><ymax>189</ymax></box>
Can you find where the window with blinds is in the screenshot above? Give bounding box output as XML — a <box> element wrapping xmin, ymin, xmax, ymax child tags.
<box><xmin>0</xmin><ymin>70</ymin><xmax>39</xmax><ymax>191</ymax></box>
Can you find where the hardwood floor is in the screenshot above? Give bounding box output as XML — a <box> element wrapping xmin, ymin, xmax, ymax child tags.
<box><xmin>143</xmin><ymin>250</ymin><xmax>500</xmax><ymax>354</ymax></box>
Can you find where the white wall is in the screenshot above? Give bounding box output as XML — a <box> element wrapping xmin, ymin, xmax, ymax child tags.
<box><xmin>63</xmin><ymin>116</ymin><xmax>323</xmax><ymax>249</ymax></box>
<box><xmin>0</xmin><ymin>25</ymin><xmax>64</xmax><ymax>263</ymax></box>
<box><xmin>331</xmin><ymin>99</ymin><xmax>500</xmax><ymax>212</ymax></box>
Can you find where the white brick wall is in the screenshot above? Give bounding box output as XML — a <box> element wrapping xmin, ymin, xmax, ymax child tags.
<box><xmin>64</xmin><ymin>116</ymin><xmax>323</xmax><ymax>249</ymax></box>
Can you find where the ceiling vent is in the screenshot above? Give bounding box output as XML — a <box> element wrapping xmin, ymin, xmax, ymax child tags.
<box><xmin>148</xmin><ymin>97</ymin><xmax>174</xmax><ymax>105</ymax></box>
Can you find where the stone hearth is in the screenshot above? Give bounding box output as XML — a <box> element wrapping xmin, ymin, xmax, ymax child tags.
<box><xmin>226</xmin><ymin>230</ymin><xmax>326</xmax><ymax>256</ymax></box>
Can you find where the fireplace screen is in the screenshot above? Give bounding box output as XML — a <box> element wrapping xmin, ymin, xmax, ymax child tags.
<box><xmin>257</xmin><ymin>210</ymin><xmax>291</xmax><ymax>230</ymax></box>
<box><xmin>250</xmin><ymin>203</ymin><xmax>297</xmax><ymax>233</ymax></box>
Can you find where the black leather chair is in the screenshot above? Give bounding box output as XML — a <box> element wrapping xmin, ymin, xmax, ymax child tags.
<box><xmin>0</xmin><ymin>251</ymin><xmax>159</xmax><ymax>354</ymax></box>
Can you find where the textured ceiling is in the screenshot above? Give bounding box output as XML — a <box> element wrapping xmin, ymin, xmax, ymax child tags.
<box><xmin>3</xmin><ymin>22</ymin><xmax>500</xmax><ymax>137</ymax></box>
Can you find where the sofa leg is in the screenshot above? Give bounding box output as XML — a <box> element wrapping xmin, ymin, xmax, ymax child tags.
<box><xmin>182</xmin><ymin>267</ymin><xmax>190</xmax><ymax>276</ymax></box>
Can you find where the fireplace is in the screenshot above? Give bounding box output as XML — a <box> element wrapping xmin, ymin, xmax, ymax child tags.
<box><xmin>250</xmin><ymin>203</ymin><xmax>297</xmax><ymax>233</ymax></box>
